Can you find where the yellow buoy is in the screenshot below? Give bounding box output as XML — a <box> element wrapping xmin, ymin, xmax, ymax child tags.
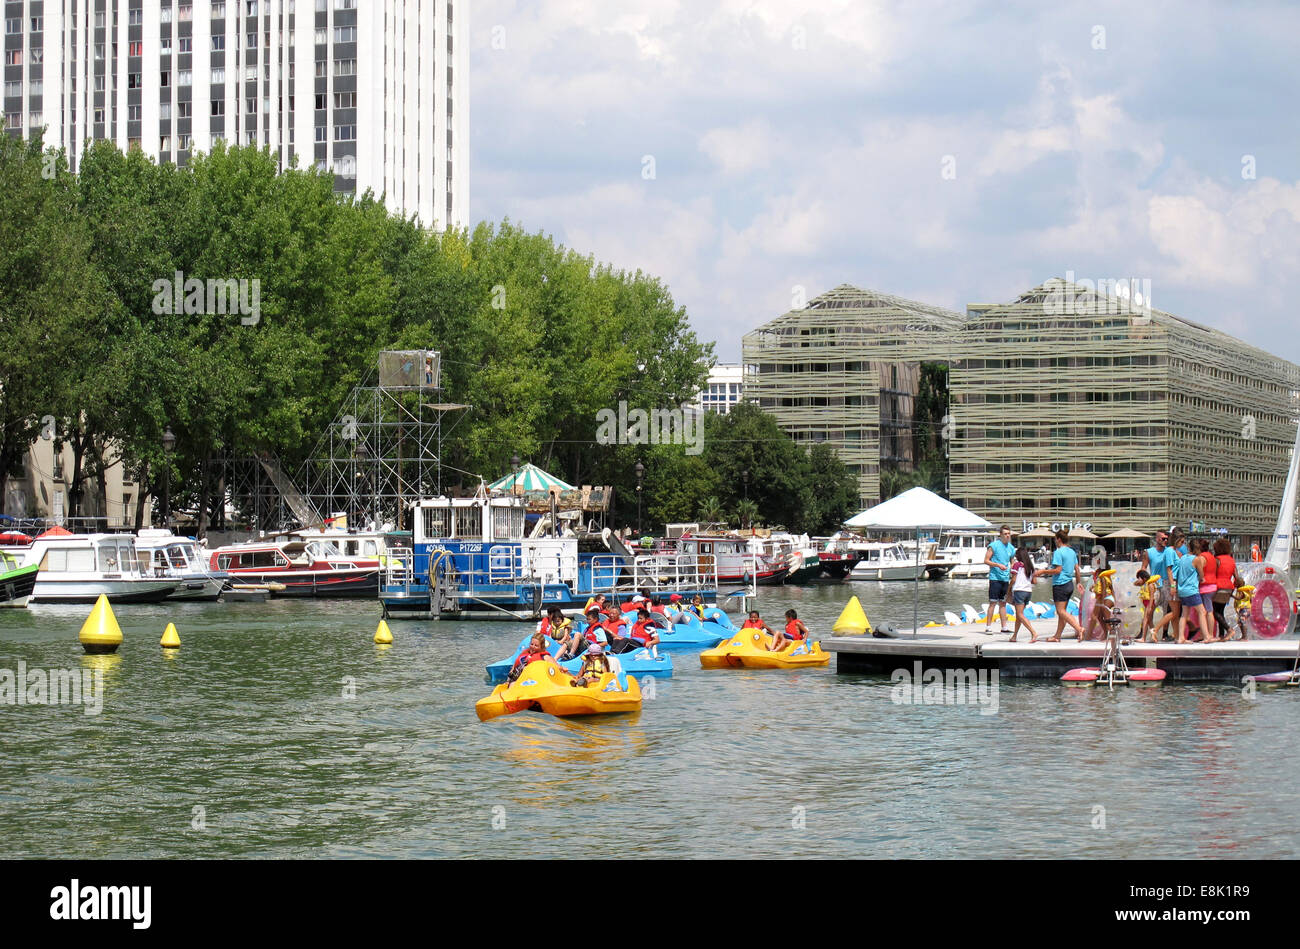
<box><xmin>374</xmin><ymin>619</ymin><xmax>393</xmax><ymax>645</ymax></box>
<box><xmin>832</xmin><ymin>596</ymin><xmax>872</xmax><ymax>635</ymax></box>
<box><xmin>161</xmin><ymin>622</ymin><xmax>181</xmax><ymax>649</ymax></box>
<box><xmin>79</xmin><ymin>594</ymin><xmax>123</xmax><ymax>655</ymax></box>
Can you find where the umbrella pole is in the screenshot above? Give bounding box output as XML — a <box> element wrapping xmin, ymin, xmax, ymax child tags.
<box><xmin>914</xmin><ymin>527</ymin><xmax>920</xmax><ymax>639</ymax></box>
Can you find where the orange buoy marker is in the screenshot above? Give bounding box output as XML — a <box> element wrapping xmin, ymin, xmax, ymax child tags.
<box><xmin>374</xmin><ymin>619</ymin><xmax>393</xmax><ymax>645</ymax></box>
<box><xmin>79</xmin><ymin>594</ymin><xmax>124</xmax><ymax>655</ymax></box>
<box><xmin>161</xmin><ymin>622</ymin><xmax>181</xmax><ymax>649</ymax></box>
<box><xmin>832</xmin><ymin>596</ymin><xmax>872</xmax><ymax>635</ymax></box>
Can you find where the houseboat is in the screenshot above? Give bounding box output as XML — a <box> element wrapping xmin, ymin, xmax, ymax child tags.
<box><xmin>14</xmin><ymin>530</ymin><xmax>180</xmax><ymax>603</ymax></box>
<box><xmin>816</xmin><ymin>535</ymin><xmax>863</xmax><ymax>580</ymax></box>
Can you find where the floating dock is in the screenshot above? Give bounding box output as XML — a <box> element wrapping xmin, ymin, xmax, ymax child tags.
<box><xmin>824</xmin><ymin>622</ymin><xmax>1299</xmax><ymax>681</ymax></box>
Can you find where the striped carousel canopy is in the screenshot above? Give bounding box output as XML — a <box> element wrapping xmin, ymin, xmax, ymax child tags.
<box><xmin>488</xmin><ymin>462</ymin><xmax>575</xmax><ymax>494</ymax></box>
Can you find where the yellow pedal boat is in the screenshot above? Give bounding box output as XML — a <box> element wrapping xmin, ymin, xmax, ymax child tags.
<box><xmin>699</xmin><ymin>629</ymin><xmax>830</xmax><ymax>670</ymax></box>
<box><xmin>475</xmin><ymin>659</ymin><xmax>643</xmax><ymax>722</ymax></box>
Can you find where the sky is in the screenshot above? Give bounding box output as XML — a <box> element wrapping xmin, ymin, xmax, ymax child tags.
<box><xmin>468</xmin><ymin>0</ymin><xmax>1300</xmax><ymax>365</ymax></box>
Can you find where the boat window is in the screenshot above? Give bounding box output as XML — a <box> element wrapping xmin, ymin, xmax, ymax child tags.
<box><xmin>458</xmin><ymin>505</ymin><xmax>483</xmax><ymax>540</ymax></box>
<box><xmin>43</xmin><ymin>549</ymin><xmax>67</xmax><ymax>572</ymax></box>
<box><xmin>97</xmin><ymin>543</ymin><xmax>121</xmax><ymax>572</ymax></box>
<box><xmin>491</xmin><ymin>506</ymin><xmax>522</xmax><ymax>540</ymax></box>
<box><xmin>423</xmin><ymin>507</ymin><xmax>450</xmax><ymax>540</ymax></box>
<box><xmin>218</xmin><ymin>554</ymin><xmax>233</xmax><ymax>570</ymax></box>
<box><xmin>363</xmin><ymin>540</ymin><xmax>377</xmax><ymax>557</ymax></box>
<box><xmin>69</xmin><ymin>548</ymin><xmax>95</xmax><ymax>572</ymax></box>
<box><xmin>166</xmin><ymin>546</ymin><xmax>189</xmax><ymax>569</ymax></box>
<box><xmin>248</xmin><ymin>551</ymin><xmax>280</xmax><ymax>568</ymax></box>
<box><xmin>344</xmin><ymin>541</ymin><xmax>358</xmax><ymax>555</ymax></box>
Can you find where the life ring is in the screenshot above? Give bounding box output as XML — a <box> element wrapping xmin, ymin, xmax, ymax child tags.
<box><xmin>1249</xmin><ymin>577</ymin><xmax>1292</xmax><ymax>639</ymax></box>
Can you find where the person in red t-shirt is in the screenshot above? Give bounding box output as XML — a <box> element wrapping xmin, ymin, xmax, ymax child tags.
<box><xmin>770</xmin><ymin>609</ymin><xmax>809</xmax><ymax>652</ymax></box>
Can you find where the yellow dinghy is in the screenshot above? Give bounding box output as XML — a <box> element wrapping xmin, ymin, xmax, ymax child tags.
<box><xmin>475</xmin><ymin>659</ymin><xmax>642</xmax><ymax>722</ymax></box>
<box><xmin>699</xmin><ymin>629</ymin><xmax>830</xmax><ymax>670</ymax></box>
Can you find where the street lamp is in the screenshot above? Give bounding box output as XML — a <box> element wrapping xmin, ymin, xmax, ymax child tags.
<box><xmin>635</xmin><ymin>460</ymin><xmax>645</xmax><ymax>536</ymax></box>
<box><xmin>161</xmin><ymin>426</ymin><xmax>176</xmax><ymax>529</ymax></box>
<box><xmin>511</xmin><ymin>453</ymin><xmax>521</xmax><ymax>496</ymax></box>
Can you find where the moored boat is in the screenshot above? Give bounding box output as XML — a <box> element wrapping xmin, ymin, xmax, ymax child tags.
<box><xmin>0</xmin><ymin>550</ymin><xmax>38</xmax><ymax>607</ymax></box>
<box><xmin>135</xmin><ymin>529</ymin><xmax>230</xmax><ymax>601</ymax></box>
<box><xmin>208</xmin><ymin>540</ymin><xmax>379</xmax><ymax>597</ymax></box>
<box><xmin>14</xmin><ymin>530</ymin><xmax>180</xmax><ymax>604</ymax></box>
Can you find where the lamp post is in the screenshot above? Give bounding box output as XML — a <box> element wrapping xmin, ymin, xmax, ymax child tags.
<box><xmin>161</xmin><ymin>426</ymin><xmax>176</xmax><ymax>529</ymax></box>
<box><xmin>511</xmin><ymin>453</ymin><xmax>521</xmax><ymax>496</ymax></box>
<box><xmin>635</xmin><ymin>460</ymin><xmax>645</xmax><ymax>536</ymax></box>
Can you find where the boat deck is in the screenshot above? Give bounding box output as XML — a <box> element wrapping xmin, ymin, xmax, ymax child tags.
<box><xmin>825</xmin><ymin>621</ymin><xmax>1299</xmax><ymax>680</ymax></box>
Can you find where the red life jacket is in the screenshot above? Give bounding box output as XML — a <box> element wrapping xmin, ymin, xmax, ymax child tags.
<box><xmin>513</xmin><ymin>648</ymin><xmax>550</xmax><ymax>672</ymax></box>
<box><xmin>630</xmin><ymin>619</ymin><xmax>656</xmax><ymax>643</ymax></box>
<box><xmin>785</xmin><ymin>619</ymin><xmax>805</xmax><ymax>641</ymax></box>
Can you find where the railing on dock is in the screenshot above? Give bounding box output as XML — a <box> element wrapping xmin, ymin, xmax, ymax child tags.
<box><xmin>383</xmin><ymin>547</ymin><xmax>416</xmax><ymax>590</ymax></box>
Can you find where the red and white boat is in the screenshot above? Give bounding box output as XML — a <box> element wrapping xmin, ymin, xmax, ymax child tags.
<box><xmin>672</xmin><ymin>533</ymin><xmax>789</xmax><ymax>585</ymax></box>
<box><xmin>207</xmin><ymin>539</ymin><xmax>380</xmax><ymax>597</ymax></box>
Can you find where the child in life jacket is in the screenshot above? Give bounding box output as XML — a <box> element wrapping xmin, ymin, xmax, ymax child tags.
<box><xmin>570</xmin><ymin>643</ymin><xmax>613</xmax><ymax>688</ymax></box>
<box><xmin>769</xmin><ymin>609</ymin><xmax>809</xmax><ymax>652</ymax></box>
<box><xmin>507</xmin><ymin>633</ymin><xmax>552</xmax><ymax>683</ymax></box>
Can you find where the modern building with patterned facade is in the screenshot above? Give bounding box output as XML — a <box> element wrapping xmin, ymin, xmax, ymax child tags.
<box><xmin>951</xmin><ymin>279</ymin><xmax>1300</xmax><ymax>543</ymax></box>
<box><xmin>742</xmin><ymin>285</ymin><xmax>963</xmax><ymax>504</ymax></box>
<box><xmin>744</xmin><ymin>280</ymin><xmax>1300</xmax><ymax>545</ymax></box>
<box><xmin>2</xmin><ymin>0</ymin><xmax>468</xmax><ymax>229</ymax></box>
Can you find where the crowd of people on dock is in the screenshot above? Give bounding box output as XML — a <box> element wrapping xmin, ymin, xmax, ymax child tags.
<box><xmin>984</xmin><ymin>525</ymin><xmax>1254</xmax><ymax>645</ymax></box>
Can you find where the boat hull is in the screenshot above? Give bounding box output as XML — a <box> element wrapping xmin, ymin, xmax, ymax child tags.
<box><xmin>851</xmin><ymin>564</ymin><xmax>928</xmax><ymax>581</ymax></box>
<box><xmin>224</xmin><ymin>568</ymin><xmax>378</xmax><ymax>598</ymax></box>
<box><xmin>30</xmin><ymin>577</ymin><xmax>180</xmax><ymax>604</ymax></box>
<box><xmin>0</xmin><ymin>564</ymin><xmax>38</xmax><ymax>607</ymax></box>
<box><xmin>475</xmin><ymin>660</ymin><xmax>642</xmax><ymax>721</ymax></box>
<box><xmin>700</xmin><ymin>629</ymin><xmax>830</xmax><ymax>669</ymax></box>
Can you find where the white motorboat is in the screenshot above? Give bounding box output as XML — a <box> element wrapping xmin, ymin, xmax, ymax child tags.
<box><xmin>17</xmin><ymin>531</ymin><xmax>180</xmax><ymax>604</ymax></box>
<box><xmin>135</xmin><ymin>529</ymin><xmax>229</xmax><ymax>600</ymax></box>
<box><xmin>848</xmin><ymin>542</ymin><xmax>928</xmax><ymax>581</ymax></box>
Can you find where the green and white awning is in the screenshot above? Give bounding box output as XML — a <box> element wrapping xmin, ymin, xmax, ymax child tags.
<box><xmin>488</xmin><ymin>463</ymin><xmax>575</xmax><ymax>494</ymax></box>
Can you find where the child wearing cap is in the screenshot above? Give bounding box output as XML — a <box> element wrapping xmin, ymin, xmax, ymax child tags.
<box><xmin>571</xmin><ymin>643</ymin><xmax>612</xmax><ymax>688</ymax></box>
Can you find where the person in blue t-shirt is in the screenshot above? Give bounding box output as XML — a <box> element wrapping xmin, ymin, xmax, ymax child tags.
<box><xmin>1140</xmin><ymin>529</ymin><xmax>1177</xmax><ymax>641</ymax></box>
<box><xmin>983</xmin><ymin>525</ymin><xmax>1017</xmax><ymax>635</ymax></box>
<box><xmin>1042</xmin><ymin>529</ymin><xmax>1085</xmax><ymax>642</ymax></box>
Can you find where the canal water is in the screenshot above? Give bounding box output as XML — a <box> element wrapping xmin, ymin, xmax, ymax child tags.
<box><xmin>1</xmin><ymin>579</ymin><xmax>1296</xmax><ymax>859</ymax></box>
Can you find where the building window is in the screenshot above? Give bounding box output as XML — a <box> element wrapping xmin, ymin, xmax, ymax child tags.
<box><xmin>314</xmin><ymin>126</ymin><xmax>326</xmax><ymax>142</ymax></box>
<box><xmin>4</xmin><ymin>18</ymin><xmax>19</xmax><ymax>35</ymax></box>
<box><xmin>129</xmin><ymin>41</ymin><xmax>143</xmax><ymax>57</ymax></box>
<box><xmin>161</xmin><ymin>136</ymin><xmax>171</xmax><ymax>151</ymax></box>
<box><xmin>211</xmin><ymin>67</ymin><xmax>226</xmax><ymax>83</ymax></box>
<box><xmin>128</xmin><ymin>73</ymin><xmax>143</xmax><ymax>89</ymax></box>
<box><xmin>162</xmin><ymin>7</ymin><xmax>173</xmax><ymax>23</ymax></box>
<box><xmin>334</xmin><ymin>125</ymin><xmax>355</xmax><ymax>141</ymax></box>
<box><xmin>333</xmin><ymin>92</ymin><xmax>355</xmax><ymax>108</ymax></box>
<box><xmin>161</xmin><ymin>71</ymin><xmax>171</xmax><ymax>87</ymax></box>
<box><xmin>129</xmin><ymin>9</ymin><xmax>143</xmax><ymax>26</ymax></box>
<box><xmin>30</xmin><ymin>16</ymin><xmax>44</xmax><ymax>33</ymax></box>
<box><xmin>213</xmin><ymin>2</ymin><xmax>226</xmax><ymax>16</ymax></box>
<box><xmin>6</xmin><ymin>50</ymin><xmax>22</xmax><ymax>66</ymax></box>
<box><xmin>178</xmin><ymin>70</ymin><xmax>192</xmax><ymax>86</ymax></box>
<box><xmin>213</xmin><ymin>35</ymin><xmax>225</xmax><ymax>51</ymax></box>
<box><xmin>160</xmin><ymin>36</ymin><xmax>172</xmax><ymax>54</ymax></box>
<box><xmin>334</xmin><ymin>26</ymin><xmax>357</xmax><ymax>43</ymax></box>
<box><xmin>315</xmin><ymin>28</ymin><xmax>327</xmax><ymax>44</ymax></box>
<box><xmin>211</xmin><ymin>100</ymin><xmax>225</xmax><ymax>115</ymax></box>
<box><xmin>179</xmin><ymin>37</ymin><xmax>192</xmax><ymax>52</ymax></box>
<box><xmin>334</xmin><ymin>59</ymin><xmax>355</xmax><ymax>75</ymax></box>
<box><xmin>128</xmin><ymin>105</ymin><xmax>141</xmax><ymax>121</ymax></box>
<box><xmin>179</xmin><ymin>5</ymin><xmax>193</xmax><ymax>21</ymax></box>
<box><xmin>178</xmin><ymin>101</ymin><xmax>192</xmax><ymax>118</ymax></box>
<box><xmin>159</xmin><ymin>102</ymin><xmax>172</xmax><ymax>119</ymax></box>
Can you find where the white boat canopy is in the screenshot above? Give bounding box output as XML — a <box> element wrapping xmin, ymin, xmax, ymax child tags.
<box><xmin>844</xmin><ymin>487</ymin><xmax>992</xmax><ymax>531</ymax></box>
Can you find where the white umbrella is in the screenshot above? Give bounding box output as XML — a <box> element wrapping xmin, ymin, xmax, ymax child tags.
<box><xmin>844</xmin><ymin>487</ymin><xmax>993</xmax><ymax>638</ymax></box>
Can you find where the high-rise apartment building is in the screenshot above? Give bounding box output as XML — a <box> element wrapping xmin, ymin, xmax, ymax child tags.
<box><xmin>2</xmin><ymin>0</ymin><xmax>468</xmax><ymax>229</ymax></box>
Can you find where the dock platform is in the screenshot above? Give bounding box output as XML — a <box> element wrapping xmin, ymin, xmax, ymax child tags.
<box><xmin>824</xmin><ymin>622</ymin><xmax>1299</xmax><ymax>681</ymax></box>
